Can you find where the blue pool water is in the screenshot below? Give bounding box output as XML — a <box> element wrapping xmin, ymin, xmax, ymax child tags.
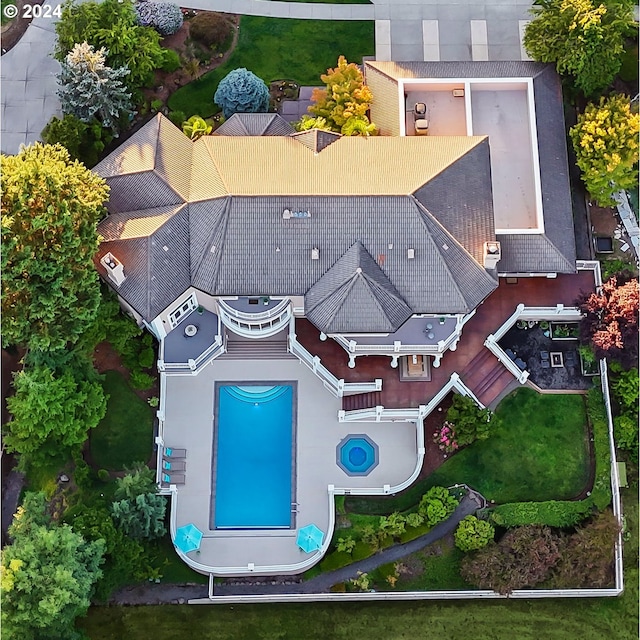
<box><xmin>337</xmin><ymin>435</ymin><xmax>379</xmax><ymax>476</ymax></box>
<box><xmin>214</xmin><ymin>384</ymin><xmax>294</xmax><ymax>528</ymax></box>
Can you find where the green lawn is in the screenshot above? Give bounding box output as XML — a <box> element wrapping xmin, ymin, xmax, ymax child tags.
<box><xmin>148</xmin><ymin>537</ymin><xmax>209</xmax><ymax>585</ymax></box>
<box><xmin>347</xmin><ymin>389</ymin><xmax>591</xmax><ymax>514</ymax></box>
<box><xmin>89</xmin><ymin>371</ymin><xmax>154</xmax><ymax>470</ymax></box>
<box><xmin>168</xmin><ymin>16</ymin><xmax>374</xmax><ymax>117</ymax></box>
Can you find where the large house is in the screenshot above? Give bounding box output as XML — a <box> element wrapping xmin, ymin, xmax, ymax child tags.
<box><xmin>93</xmin><ymin>61</ymin><xmax>586</xmax><ymax>578</ymax></box>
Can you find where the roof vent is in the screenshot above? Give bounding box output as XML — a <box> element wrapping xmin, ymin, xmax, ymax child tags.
<box><xmin>282</xmin><ymin>209</ymin><xmax>291</xmax><ymax>219</ymax></box>
<box><xmin>442</xmin><ymin>243</ymin><xmax>449</xmax><ymax>251</ymax></box>
<box><xmin>407</xmin><ymin>248</ymin><xmax>415</xmax><ymax>259</ymax></box>
<box><xmin>163</xmin><ymin>245</ymin><xmax>169</xmax><ymax>252</ymax></box>
<box><xmin>388</xmin><ymin>243</ymin><xmax>394</xmax><ymax>250</ymax></box>
<box><xmin>100</xmin><ymin>252</ymin><xmax>126</xmax><ymax>287</ymax></box>
<box><xmin>311</xmin><ymin>247</ymin><xmax>319</xmax><ymax>260</ymax></box>
<box><xmin>283</xmin><ymin>209</ymin><xmax>311</xmax><ymax>219</ymax></box>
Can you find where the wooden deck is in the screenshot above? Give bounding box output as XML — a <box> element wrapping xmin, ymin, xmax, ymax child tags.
<box><xmin>296</xmin><ymin>272</ymin><xmax>596</xmax><ymax>409</ymax></box>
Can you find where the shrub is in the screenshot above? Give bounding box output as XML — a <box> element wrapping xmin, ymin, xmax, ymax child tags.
<box><xmin>97</xmin><ymin>469</ymin><xmax>110</xmax><ymax>482</ymax></box>
<box><xmin>110</xmin><ymin>492</ymin><xmax>167</xmax><ymax>540</ymax></box>
<box><xmin>189</xmin><ymin>12</ymin><xmax>233</xmax><ymax>48</ymax></box>
<box><xmin>445</xmin><ymin>394</ymin><xmax>493</xmax><ymax>447</ymax></box>
<box><xmin>161</xmin><ymin>48</ymin><xmax>181</xmax><ymax>72</ymax></box>
<box><xmin>418</xmin><ymin>486</ymin><xmax>459</xmax><ymax>527</ymax></box>
<box><xmin>454</xmin><ymin>515</ymin><xmax>495</xmax><ymax>552</ymax></box>
<box><xmin>135</xmin><ymin>1</ymin><xmax>183</xmax><ymax>36</ymax></box>
<box><xmin>182</xmin><ymin>115</ymin><xmax>212</xmax><ymax>140</ymax></box>
<box><xmin>41</xmin><ymin>114</ymin><xmax>114</xmax><ymax>168</ymax></box>
<box><xmin>214</xmin><ymin>68</ymin><xmax>270</xmax><ymax>119</ymax></box>
<box><xmin>150</xmin><ymin>98</ymin><xmax>164</xmax><ymax>112</ymax></box>
<box><xmin>336</xmin><ymin>536</ymin><xmax>356</xmax><ymax>554</ymax></box>
<box><xmin>491</xmin><ymin>500</ymin><xmax>592</xmax><ymax>528</ymax></box>
<box><xmin>168</xmin><ymin>110</ymin><xmax>186</xmax><ymax>127</ymax></box>
<box><xmin>433</xmin><ymin>421</ymin><xmax>458</xmax><ymax>453</ymax></box>
<box><xmin>405</xmin><ymin>512</ymin><xmax>424</xmax><ymax>529</ymax></box>
<box><xmin>129</xmin><ymin>370</ymin><xmax>155</xmax><ymax>390</ymax></box>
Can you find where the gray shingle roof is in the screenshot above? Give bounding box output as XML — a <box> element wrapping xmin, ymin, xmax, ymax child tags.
<box><xmin>96</xmin><ymin>204</ymin><xmax>191</xmax><ymax>320</ymax></box>
<box><xmin>304</xmin><ymin>242</ymin><xmax>413</xmax><ymax>333</ymax></box>
<box><xmin>413</xmin><ymin>139</ymin><xmax>494</xmax><ymax>264</ymax></box>
<box><xmin>214</xmin><ymin>113</ymin><xmax>294</xmax><ymax>136</ymax></box>
<box><xmin>366</xmin><ymin>60</ymin><xmax>576</xmax><ymax>275</ymax></box>
<box><xmin>190</xmin><ymin>195</ymin><xmax>497</xmax><ymax>317</ymax></box>
<box><xmin>497</xmin><ymin>234</ymin><xmax>575</xmax><ymax>274</ymax></box>
<box><xmin>290</xmin><ymin>130</ymin><xmax>343</xmax><ymax>153</ymax></box>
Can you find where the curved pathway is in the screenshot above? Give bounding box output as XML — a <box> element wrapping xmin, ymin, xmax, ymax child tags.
<box><xmin>213</xmin><ymin>492</ymin><xmax>481</xmax><ymax>596</ymax></box>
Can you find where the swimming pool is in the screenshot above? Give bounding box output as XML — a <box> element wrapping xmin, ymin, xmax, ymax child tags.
<box><xmin>213</xmin><ymin>383</ymin><xmax>295</xmax><ymax>529</ymax></box>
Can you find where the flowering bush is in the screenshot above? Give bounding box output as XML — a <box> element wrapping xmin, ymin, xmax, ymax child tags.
<box><xmin>135</xmin><ymin>1</ymin><xmax>183</xmax><ymax>36</ymax></box>
<box><xmin>433</xmin><ymin>421</ymin><xmax>458</xmax><ymax>453</ymax></box>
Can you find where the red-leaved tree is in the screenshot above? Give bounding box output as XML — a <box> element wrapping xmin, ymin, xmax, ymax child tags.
<box><xmin>576</xmin><ymin>271</ymin><xmax>639</xmax><ymax>370</ymax></box>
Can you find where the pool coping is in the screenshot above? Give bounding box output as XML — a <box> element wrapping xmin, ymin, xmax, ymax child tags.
<box><xmin>210</xmin><ymin>381</ymin><xmax>298</xmax><ymax>531</ymax></box>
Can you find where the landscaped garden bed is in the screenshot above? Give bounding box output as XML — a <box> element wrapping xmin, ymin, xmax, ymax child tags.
<box><xmin>167</xmin><ymin>15</ymin><xmax>374</xmax><ymax>118</ymax></box>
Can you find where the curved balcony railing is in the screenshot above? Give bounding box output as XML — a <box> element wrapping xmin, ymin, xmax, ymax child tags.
<box><xmin>218</xmin><ymin>298</ymin><xmax>291</xmax><ymax>321</ymax></box>
<box><xmin>218</xmin><ymin>299</ymin><xmax>292</xmax><ymax>339</ymax></box>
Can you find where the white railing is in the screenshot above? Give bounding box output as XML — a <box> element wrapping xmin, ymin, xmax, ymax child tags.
<box><xmin>491</xmin><ymin>303</ymin><xmax>525</xmax><ymax>341</ymax></box>
<box><xmin>576</xmin><ymin>260</ymin><xmax>603</xmax><ymax>289</ymax></box>
<box><xmin>219</xmin><ymin>304</ymin><xmax>292</xmax><ymax>339</ymax></box>
<box><xmin>288</xmin><ymin>334</ymin><xmax>343</xmax><ymax>397</ymax></box>
<box><xmin>217</xmin><ymin>297</ymin><xmax>291</xmax><ymax>322</ymax></box>
<box><xmin>342</xmin><ymin>379</ymin><xmax>383</xmax><ymax>395</ymax></box>
<box><xmin>483</xmin><ymin>335</ymin><xmax>530</xmax><ymax>384</ymax></box>
<box><xmin>599</xmin><ymin>358</ymin><xmax>624</xmax><ymax>591</ymax></box>
<box><xmin>157</xmin><ymin>336</ymin><xmax>225</xmax><ymax>375</ymax></box>
<box><xmin>517</xmin><ymin>306</ymin><xmax>582</xmax><ymax>321</ymax></box>
<box><xmin>338</xmin><ymin>406</ymin><xmax>422</xmax><ymax>422</ymax></box>
<box><xmin>332</xmin><ymin>334</ymin><xmax>457</xmax><ymax>355</ymax></box>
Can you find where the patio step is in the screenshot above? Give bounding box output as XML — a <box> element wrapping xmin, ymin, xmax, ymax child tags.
<box><xmin>220</xmin><ymin>339</ymin><xmax>296</xmax><ymax>360</ymax></box>
<box><xmin>341</xmin><ymin>391</ymin><xmax>383</xmax><ymax>411</ymax></box>
<box><xmin>460</xmin><ymin>347</ymin><xmax>493</xmax><ymax>380</ymax></box>
<box><xmin>476</xmin><ymin>368</ymin><xmax>516</xmax><ymax>408</ymax></box>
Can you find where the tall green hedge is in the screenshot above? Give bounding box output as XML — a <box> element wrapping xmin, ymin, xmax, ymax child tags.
<box><xmin>491</xmin><ymin>385</ymin><xmax>612</xmax><ymax>528</ymax></box>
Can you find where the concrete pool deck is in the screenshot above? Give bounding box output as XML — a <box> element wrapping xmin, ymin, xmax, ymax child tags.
<box><xmin>161</xmin><ymin>356</ymin><xmax>419</xmax><ymax>575</ymax></box>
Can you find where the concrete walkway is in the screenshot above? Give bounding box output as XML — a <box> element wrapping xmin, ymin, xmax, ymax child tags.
<box><xmin>213</xmin><ymin>492</ymin><xmax>481</xmax><ymax>596</ymax></box>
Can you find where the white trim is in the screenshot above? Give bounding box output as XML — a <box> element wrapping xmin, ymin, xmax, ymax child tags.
<box><xmin>168</xmin><ymin>294</ymin><xmax>198</xmax><ymax>329</ymax></box>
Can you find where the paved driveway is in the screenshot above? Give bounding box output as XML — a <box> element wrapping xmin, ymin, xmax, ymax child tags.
<box><xmin>1</xmin><ymin>15</ymin><xmax>61</xmax><ymax>154</ymax></box>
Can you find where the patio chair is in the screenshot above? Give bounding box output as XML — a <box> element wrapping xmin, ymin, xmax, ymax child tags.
<box><xmin>162</xmin><ymin>472</ymin><xmax>185</xmax><ymax>485</ymax></box>
<box><xmin>541</xmin><ymin>360</ymin><xmax>550</xmax><ymax>369</ymax></box>
<box><xmin>514</xmin><ymin>357</ymin><xmax>527</xmax><ymax>370</ymax></box>
<box><xmin>566</xmin><ymin>351</ymin><xmax>577</xmax><ymax>367</ymax></box>
<box><xmin>505</xmin><ymin>348</ymin><xmax>516</xmax><ymax>361</ymax></box>
<box><xmin>162</xmin><ymin>459</ymin><xmax>186</xmax><ymax>471</ymax></box>
<box><xmin>164</xmin><ymin>447</ymin><xmax>186</xmax><ymax>458</ymax></box>
<box><xmin>540</xmin><ymin>351</ymin><xmax>549</xmax><ymax>360</ymax></box>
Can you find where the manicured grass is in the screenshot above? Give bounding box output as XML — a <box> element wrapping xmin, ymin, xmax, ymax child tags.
<box><xmin>168</xmin><ymin>16</ymin><xmax>374</xmax><ymax>117</ymax></box>
<box><xmin>347</xmin><ymin>389</ymin><xmax>590</xmax><ymax>514</ymax></box>
<box><xmin>79</xmin><ymin>582</ymin><xmax>637</xmax><ymax>640</ymax></box>
<box><xmin>89</xmin><ymin>371</ymin><xmax>154</xmax><ymax>470</ymax></box>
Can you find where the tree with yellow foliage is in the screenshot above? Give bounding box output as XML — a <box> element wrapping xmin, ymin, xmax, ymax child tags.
<box><xmin>570</xmin><ymin>94</ymin><xmax>639</xmax><ymax>206</ymax></box>
<box><xmin>307</xmin><ymin>56</ymin><xmax>377</xmax><ymax>136</ymax></box>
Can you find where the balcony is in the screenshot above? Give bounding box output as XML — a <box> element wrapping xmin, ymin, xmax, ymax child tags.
<box><xmin>218</xmin><ymin>298</ymin><xmax>292</xmax><ymax>339</ymax></box>
<box><xmin>159</xmin><ymin>309</ymin><xmax>224</xmax><ymax>372</ymax></box>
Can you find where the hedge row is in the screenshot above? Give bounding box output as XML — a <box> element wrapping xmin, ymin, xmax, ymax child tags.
<box><xmin>490</xmin><ymin>386</ymin><xmax>612</xmax><ymax>528</ymax></box>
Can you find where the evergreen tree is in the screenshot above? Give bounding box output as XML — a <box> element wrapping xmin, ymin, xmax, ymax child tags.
<box><xmin>57</xmin><ymin>42</ymin><xmax>134</xmax><ymax>134</ymax></box>
<box><xmin>214</xmin><ymin>68</ymin><xmax>270</xmax><ymax>119</ymax></box>
<box><xmin>110</xmin><ymin>493</ymin><xmax>167</xmax><ymax>540</ymax></box>
<box><xmin>4</xmin><ymin>351</ymin><xmax>107</xmax><ymax>471</ymax></box>
<box><xmin>1</xmin><ymin>143</ymin><xmax>109</xmax><ymax>351</ymax></box>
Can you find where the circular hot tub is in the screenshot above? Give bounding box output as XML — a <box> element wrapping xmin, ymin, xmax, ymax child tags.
<box><xmin>337</xmin><ymin>434</ymin><xmax>379</xmax><ymax>476</ymax></box>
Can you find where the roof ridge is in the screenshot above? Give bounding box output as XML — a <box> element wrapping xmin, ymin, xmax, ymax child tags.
<box><xmin>197</xmin><ymin>138</ymin><xmax>231</xmax><ymax>194</ymax></box>
<box><xmin>540</xmin><ymin>234</ymin><xmax>577</xmax><ymax>272</ymax></box>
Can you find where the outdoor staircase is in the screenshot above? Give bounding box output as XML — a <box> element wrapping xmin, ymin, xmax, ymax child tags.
<box><xmin>341</xmin><ymin>391</ymin><xmax>383</xmax><ymax>411</ymax></box>
<box><xmin>460</xmin><ymin>348</ymin><xmax>516</xmax><ymax>408</ymax></box>
<box><xmin>219</xmin><ymin>338</ymin><xmax>295</xmax><ymax>360</ymax></box>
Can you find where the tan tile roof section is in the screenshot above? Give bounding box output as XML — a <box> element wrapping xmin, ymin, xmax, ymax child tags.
<box><xmin>197</xmin><ymin>135</ymin><xmax>486</xmax><ymax>196</ymax></box>
<box><xmin>365</xmin><ymin>64</ymin><xmax>402</xmax><ymax>137</ymax></box>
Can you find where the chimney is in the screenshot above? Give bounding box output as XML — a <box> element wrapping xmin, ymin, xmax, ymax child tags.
<box><xmin>100</xmin><ymin>252</ymin><xmax>126</xmax><ymax>286</ymax></box>
<box><xmin>484</xmin><ymin>241</ymin><xmax>501</xmax><ymax>270</ymax></box>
